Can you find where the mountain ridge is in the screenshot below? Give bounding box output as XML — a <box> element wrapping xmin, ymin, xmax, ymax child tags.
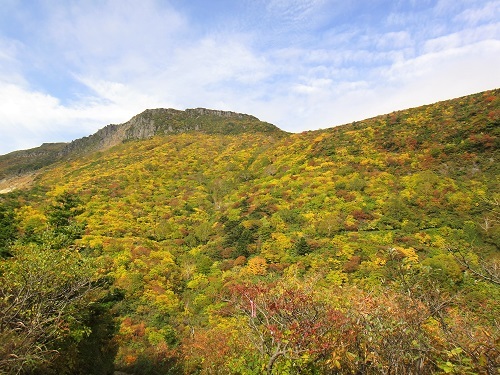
<box><xmin>62</xmin><ymin>107</ymin><xmax>283</xmax><ymax>156</ymax></box>
<box><xmin>0</xmin><ymin>107</ymin><xmax>284</xmax><ymax>184</ymax></box>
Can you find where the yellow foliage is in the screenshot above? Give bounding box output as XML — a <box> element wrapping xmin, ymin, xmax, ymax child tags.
<box><xmin>374</xmin><ymin>257</ymin><xmax>386</xmax><ymax>266</ymax></box>
<box><xmin>431</xmin><ymin>235</ymin><xmax>447</xmax><ymax>250</ymax></box>
<box><xmin>414</xmin><ymin>232</ymin><xmax>431</xmax><ymax>245</ymax></box>
<box><xmin>146</xmin><ymin>328</ymin><xmax>165</xmax><ymax>346</ymax></box>
<box><xmin>143</xmin><ymin>289</ymin><xmax>179</xmax><ymax>315</ymax></box>
<box><xmin>326</xmin><ymin>270</ymin><xmax>348</xmax><ymax>286</ymax></box>
<box><xmin>260</xmin><ymin>241</ymin><xmax>285</xmax><ymax>263</ymax></box>
<box><xmin>393</xmin><ymin>246</ymin><xmax>419</xmax><ymax>263</ymax></box>
<box><xmin>271</xmin><ymin>232</ymin><xmax>292</xmax><ymax>250</ymax></box>
<box><xmin>245</xmin><ymin>256</ymin><xmax>267</xmax><ymax>276</ymax></box>
<box><xmin>15</xmin><ymin>205</ymin><xmax>47</xmax><ymax>234</ymax></box>
<box><xmin>302</xmin><ymin>212</ymin><xmax>316</xmax><ymax>223</ymax></box>
<box><xmin>447</xmin><ymin>191</ymin><xmax>472</xmax><ymax>211</ymax></box>
<box><xmin>187</xmin><ymin>273</ymin><xmax>209</xmax><ymax>290</ymax></box>
<box><xmin>269</xmin><ymin>215</ymin><xmax>286</xmax><ymax>231</ymax></box>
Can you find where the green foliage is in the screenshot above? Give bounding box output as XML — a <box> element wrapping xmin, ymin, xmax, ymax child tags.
<box><xmin>47</xmin><ymin>191</ymin><xmax>84</xmax><ymax>229</ymax></box>
<box><xmin>0</xmin><ymin>142</ymin><xmax>66</xmax><ymax>178</ymax></box>
<box><xmin>0</xmin><ymin>89</ymin><xmax>498</xmax><ymax>373</ymax></box>
<box><xmin>0</xmin><ymin>243</ymin><xmax>108</xmax><ymax>374</ymax></box>
<box><xmin>0</xmin><ymin>202</ymin><xmax>17</xmax><ymax>257</ymax></box>
<box><xmin>294</xmin><ymin>237</ymin><xmax>310</xmax><ymax>256</ymax></box>
<box><xmin>16</xmin><ymin>192</ymin><xmax>87</xmax><ymax>250</ymax></box>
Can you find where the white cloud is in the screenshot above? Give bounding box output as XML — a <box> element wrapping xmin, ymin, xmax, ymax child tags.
<box><xmin>0</xmin><ymin>78</ymin><xmax>172</xmax><ymax>154</ymax></box>
<box><xmin>423</xmin><ymin>22</ymin><xmax>500</xmax><ymax>53</ymax></box>
<box><xmin>293</xmin><ymin>78</ymin><xmax>333</xmax><ymax>94</ymax></box>
<box><xmin>0</xmin><ymin>83</ymin><xmax>85</xmax><ymax>152</ymax></box>
<box><xmin>385</xmin><ymin>39</ymin><xmax>500</xmax><ymax>101</ymax></box>
<box><xmin>245</xmin><ymin>36</ymin><xmax>500</xmax><ymax>133</ymax></box>
<box><xmin>0</xmin><ymin>0</ymin><xmax>499</xmax><ymax>155</ymax></box>
<box><xmin>75</xmin><ymin>77</ymin><xmax>166</xmax><ymax>110</ymax></box>
<box><xmin>170</xmin><ymin>36</ymin><xmax>269</xmax><ymax>85</ymax></box>
<box><xmin>372</xmin><ymin>42</ymin><xmax>496</xmax><ymax>119</ymax></box>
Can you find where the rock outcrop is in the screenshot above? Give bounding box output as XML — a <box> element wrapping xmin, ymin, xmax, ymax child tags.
<box><xmin>61</xmin><ymin>107</ymin><xmax>282</xmax><ymax>156</ymax></box>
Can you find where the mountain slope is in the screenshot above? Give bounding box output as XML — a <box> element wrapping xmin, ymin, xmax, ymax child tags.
<box><xmin>0</xmin><ymin>89</ymin><xmax>498</xmax><ymax>374</ymax></box>
<box><xmin>0</xmin><ymin>107</ymin><xmax>284</xmax><ymax>186</ymax></box>
<box><xmin>0</xmin><ymin>142</ymin><xmax>66</xmax><ymax>180</ymax></box>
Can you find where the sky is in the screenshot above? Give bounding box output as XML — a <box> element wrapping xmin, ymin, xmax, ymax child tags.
<box><xmin>0</xmin><ymin>0</ymin><xmax>499</xmax><ymax>155</ymax></box>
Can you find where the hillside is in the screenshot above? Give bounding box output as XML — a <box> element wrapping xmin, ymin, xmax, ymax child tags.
<box><xmin>0</xmin><ymin>142</ymin><xmax>66</xmax><ymax>180</ymax></box>
<box><xmin>0</xmin><ymin>89</ymin><xmax>499</xmax><ymax>374</ymax></box>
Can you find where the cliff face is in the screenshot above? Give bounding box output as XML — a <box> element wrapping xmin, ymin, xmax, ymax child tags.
<box><xmin>62</xmin><ymin>107</ymin><xmax>282</xmax><ymax>156</ymax></box>
<box><xmin>61</xmin><ymin>124</ymin><xmax>125</xmax><ymax>156</ymax></box>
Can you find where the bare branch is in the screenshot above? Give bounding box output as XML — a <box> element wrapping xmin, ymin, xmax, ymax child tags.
<box><xmin>448</xmin><ymin>247</ymin><xmax>500</xmax><ymax>286</ymax></box>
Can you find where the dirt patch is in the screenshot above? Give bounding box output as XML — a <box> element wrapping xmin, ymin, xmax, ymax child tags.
<box><xmin>0</xmin><ymin>173</ymin><xmax>37</xmax><ymax>194</ymax></box>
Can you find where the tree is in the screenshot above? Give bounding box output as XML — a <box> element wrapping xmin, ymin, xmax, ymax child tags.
<box><xmin>386</xmin><ymin>247</ymin><xmax>500</xmax><ymax>374</ymax></box>
<box><xmin>47</xmin><ymin>192</ymin><xmax>84</xmax><ymax>229</ymax></box>
<box><xmin>294</xmin><ymin>237</ymin><xmax>310</xmax><ymax>256</ymax></box>
<box><xmin>0</xmin><ymin>243</ymin><xmax>105</xmax><ymax>374</ymax></box>
<box><xmin>14</xmin><ymin>192</ymin><xmax>86</xmax><ymax>250</ymax></box>
<box><xmin>448</xmin><ymin>246</ymin><xmax>500</xmax><ymax>286</ymax></box>
<box><xmin>227</xmin><ymin>282</ymin><xmax>353</xmax><ymax>374</ymax></box>
<box><xmin>44</xmin><ymin>192</ymin><xmax>86</xmax><ymax>249</ymax></box>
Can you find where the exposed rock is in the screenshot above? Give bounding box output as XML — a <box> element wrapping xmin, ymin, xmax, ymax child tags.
<box><xmin>0</xmin><ymin>172</ymin><xmax>37</xmax><ymax>193</ymax></box>
<box><xmin>61</xmin><ymin>107</ymin><xmax>282</xmax><ymax>157</ymax></box>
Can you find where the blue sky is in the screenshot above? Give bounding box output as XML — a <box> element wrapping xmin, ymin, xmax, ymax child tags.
<box><xmin>0</xmin><ymin>0</ymin><xmax>499</xmax><ymax>155</ymax></box>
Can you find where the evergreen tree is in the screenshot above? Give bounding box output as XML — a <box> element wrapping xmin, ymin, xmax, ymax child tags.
<box><xmin>294</xmin><ymin>236</ymin><xmax>311</xmax><ymax>256</ymax></box>
<box><xmin>0</xmin><ymin>202</ymin><xmax>17</xmax><ymax>257</ymax></box>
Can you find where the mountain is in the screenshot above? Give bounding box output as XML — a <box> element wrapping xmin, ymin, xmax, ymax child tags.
<box><xmin>0</xmin><ymin>107</ymin><xmax>283</xmax><ymax>189</ymax></box>
<box><xmin>61</xmin><ymin>107</ymin><xmax>283</xmax><ymax>156</ymax></box>
<box><xmin>0</xmin><ymin>89</ymin><xmax>498</xmax><ymax>374</ymax></box>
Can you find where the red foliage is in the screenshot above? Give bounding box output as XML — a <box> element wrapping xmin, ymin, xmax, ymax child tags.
<box><xmin>343</xmin><ymin>255</ymin><xmax>361</xmax><ymax>273</ymax></box>
<box><xmin>336</xmin><ymin>189</ymin><xmax>355</xmax><ymax>201</ymax></box>
<box><xmin>233</xmin><ymin>256</ymin><xmax>247</xmax><ymax>266</ymax></box>
<box><xmin>226</xmin><ymin>282</ymin><xmax>355</xmax><ymax>372</ymax></box>
<box><xmin>351</xmin><ymin>209</ymin><xmax>373</xmax><ymax>221</ymax></box>
<box><xmin>469</xmin><ymin>133</ymin><xmax>496</xmax><ymax>149</ymax></box>
<box><xmin>219</xmin><ymin>259</ymin><xmax>234</xmax><ymax>271</ymax></box>
<box><xmin>131</xmin><ymin>246</ymin><xmax>151</xmax><ymax>259</ymax></box>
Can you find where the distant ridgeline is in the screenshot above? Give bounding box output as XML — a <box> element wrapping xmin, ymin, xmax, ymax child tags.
<box><xmin>0</xmin><ymin>108</ymin><xmax>284</xmax><ymax>179</ymax></box>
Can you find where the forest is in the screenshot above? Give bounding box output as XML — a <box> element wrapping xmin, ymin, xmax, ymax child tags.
<box><xmin>0</xmin><ymin>89</ymin><xmax>499</xmax><ymax>374</ymax></box>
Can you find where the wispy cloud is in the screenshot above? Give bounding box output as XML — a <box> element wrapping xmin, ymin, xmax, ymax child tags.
<box><xmin>44</xmin><ymin>0</ymin><xmax>187</xmax><ymax>77</ymax></box>
<box><xmin>0</xmin><ymin>0</ymin><xmax>499</xmax><ymax>154</ymax></box>
<box><xmin>455</xmin><ymin>1</ymin><xmax>500</xmax><ymax>24</ymax></box>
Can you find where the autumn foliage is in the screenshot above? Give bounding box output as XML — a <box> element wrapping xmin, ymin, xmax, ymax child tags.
<box><xmin>0</xmin><ymin>89</ymin><xmax>499</xmax><ymax>374</ymax></box>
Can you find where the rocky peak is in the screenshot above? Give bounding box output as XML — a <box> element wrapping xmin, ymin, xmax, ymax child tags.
<box><xmin>0</xmin><ymin>107</ymin><xmax>284</xmax><ymax>187</ymax></box>
<box><xmin>58</xmin><ymin>107</ymin><xmax>283</xmax><ymax>158</ymax></box>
